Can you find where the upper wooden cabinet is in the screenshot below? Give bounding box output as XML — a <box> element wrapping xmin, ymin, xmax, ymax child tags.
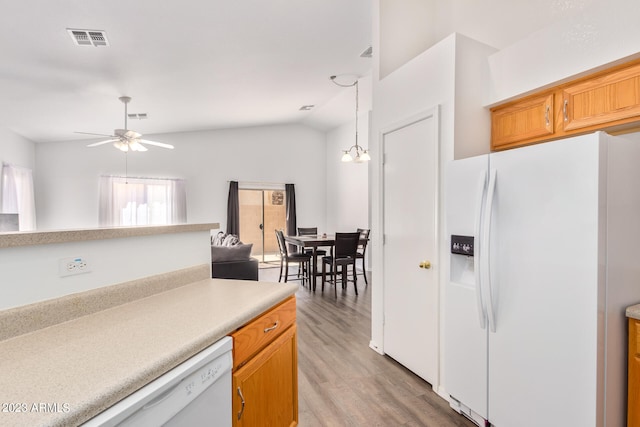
<box><xmin>491</xmin><ymin>93</ymin><xmax>554</xmax><ymax>150</ymax></box>
<box><xmin>562</xmin><ymin>62</ymin><xmax>640</xmax><ymax>132</ymax></box>
<box><xmin>491</xmin><ymin>59</ymin><xmax>640</xmax><ymax>151</ymax></box>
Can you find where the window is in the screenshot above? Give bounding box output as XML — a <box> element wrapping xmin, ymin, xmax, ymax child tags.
<box><xmin>0</xmin><ymin>163</ymin><xmax>36</xmax><ymax>231</ymax></box>
<box><xmin>99</xmin><ymin>176</ymin><xmax>186</xmax><ymax>226</ymax></box>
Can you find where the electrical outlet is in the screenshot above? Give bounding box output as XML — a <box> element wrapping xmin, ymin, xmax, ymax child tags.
<box><xmin>59</xmin><ymin>256</ymin><xmax>91</xmax><ymax>277</ymax></box>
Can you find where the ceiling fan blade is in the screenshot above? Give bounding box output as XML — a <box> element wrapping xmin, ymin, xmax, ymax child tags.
<box><xmin>76</xmin><ymin>131</ymin><xmax>116</xmax><ymax>138</ymax></box>
<box><xmin>139</xmin><ymin>139</ymin><xmax>175</xmax><ymax>149</ymax></box>
<box><xmin>129</xmin><ymin>141</ymin><xmax>148</xmax><ymax>152</ymax></box>
<box><xmin>87</xmin><ymin>139</ymin><xmax>120</xmax><ymax>147</ymax></box>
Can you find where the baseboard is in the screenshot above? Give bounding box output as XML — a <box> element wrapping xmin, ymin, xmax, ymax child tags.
<box><xmin>369</xmin><ymin>340</ymin><xmax>384</xmax><ymax>355</ymax></box>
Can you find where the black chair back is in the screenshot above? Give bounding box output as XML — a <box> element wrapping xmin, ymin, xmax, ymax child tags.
<box><xmin>357</xmin><ymin>228</ymin><xmax>370</xmax><ymax>250</ymax></box>
<box><xmin>334</xmin><ymin>232</ymin><xmax>360</xmax><ymax>258</ymax></box>
<box><xmin>275</xmin><ymin>229</ymin><xmax>287</xmax><ymax>257</ymax></box>
<box><xmin>357</xmin><ymin>228</ymin><xmax>370</xmax><ymax>240</ymax></box>
<box><xmin>297</xmin><ymin>227</ymin><xmax>318</xmax><ymax>236</ymax></box>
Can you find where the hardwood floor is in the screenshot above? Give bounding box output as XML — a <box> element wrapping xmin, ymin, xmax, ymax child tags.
<box><xmin>259</xmin><ymin>267</ymin><xmax>476</xmax><ymax>427</ymax></box>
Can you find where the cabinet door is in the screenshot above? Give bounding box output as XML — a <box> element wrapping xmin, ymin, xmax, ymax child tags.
<box><xmin>233</xmin><ymin>325</ymin><xmax>298</xmax><ymax>427</ymax></box>
<box><xmin>562</xmin><ymin>62</ymin><xmax>640</xmax><ymax>132</ymax></box>
<box><xmin>629</xmin><ymin>319</ymin><xmax>640</xmax><ymax>427</ymax></box>
<box><xmin>491</xmin><ymin>93</ymin><xmax>554</xmax><ymax>150</ymax></box>
<box><xmin>232</xmin><ymin>297</ymin><xmax>296</xmax><ymax>370</ymax></box>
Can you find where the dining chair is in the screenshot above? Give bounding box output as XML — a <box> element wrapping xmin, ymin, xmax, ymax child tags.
<box><xmin>275</xmin><ymin>229</ymin><xmax>311</xmax><ymax>286</ymax></box>
<box><xmin>356</xmin><ymin>228</ymin><xmax>370</xmax><ymax>285</ymax></box>
<box><xmin>321</xmin><ymin>232</ymin><xmax>360</xmax><ymax>297</ymax></box>
<box><xmin>297</xmin><ymin>227</ymin><xmax>327</xmax><ymax>257</ymax></box>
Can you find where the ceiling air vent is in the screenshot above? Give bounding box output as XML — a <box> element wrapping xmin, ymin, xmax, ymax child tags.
<box><xmin>67</xmin><ymin>29</ymin><xmax>109</xmax><ymax>47</ymax></box>
<box><xmin>360</xmin><ymin>46</ymin><xmax>373</xmax><ymax>58</ymax></box>
<box><xmin>128</xmin><ymin>113</ymin><xmax>148</xmax><ymax>120</ymax></box>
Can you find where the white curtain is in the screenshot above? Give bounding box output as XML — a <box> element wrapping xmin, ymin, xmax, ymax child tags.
<box><xmin>0</xmin><ymin>163</ymin><xmax>36</xmax><ymax>231</ymax></box>
<box><xmin>99</xmin><ymin>176</ymin><xmax>187</xmax><ymax>227</ymax></box>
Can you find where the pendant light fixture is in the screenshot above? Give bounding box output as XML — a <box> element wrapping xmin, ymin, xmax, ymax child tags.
<box><xmin>330</xmin><ymin>75</ymin><xmax>370</xmax><ymax>163</ymax></box>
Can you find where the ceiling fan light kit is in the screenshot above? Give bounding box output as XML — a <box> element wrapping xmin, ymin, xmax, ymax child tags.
<box><xmin>81</xmin><ymin>96</ymin><xmax>174</xmax><ymax>152</ymax></box>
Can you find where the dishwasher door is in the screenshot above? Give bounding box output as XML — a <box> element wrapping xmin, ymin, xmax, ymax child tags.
<box><xmin>83</xmin><ymin>336</ymin><xmax>232</xmax><ymax>427</ymax></box>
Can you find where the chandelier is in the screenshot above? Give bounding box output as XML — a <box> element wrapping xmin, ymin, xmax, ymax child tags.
<box><xmin>330</xmin><ymin>75</ymin><xmax>370</xmax><ymax>163</ymax></box>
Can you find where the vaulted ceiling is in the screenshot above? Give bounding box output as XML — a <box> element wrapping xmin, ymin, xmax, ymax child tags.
<box><xmin>0</xmin><ymin>0</ymin><xmax>372</xmax><ymax>143</ymax></box>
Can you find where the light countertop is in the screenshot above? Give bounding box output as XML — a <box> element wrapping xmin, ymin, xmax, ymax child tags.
<box><xmin>0</xmin><ymin>223</ymin><xmax>219</xmax><ymax>248</ymax></box>
<box><xmin>627</xmin><ymin>304</ymin><xmax>640</xmax><ymax>320</ymax></box>
<box><xmin>0</xmin><ymin>279</ymin><xmax>297</xmax><ymax>427</ymax></box>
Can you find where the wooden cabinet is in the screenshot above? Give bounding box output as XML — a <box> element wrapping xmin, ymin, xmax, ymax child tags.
<box><xmin>491</xmin><ymin>59</ymin><xmax>640</xmax><ymax>151</ymax></box>
<box><xmin>232</xmin><ymin>297</ymin><xmax>298</xmax><ymax>427</ymax></box>
<box><xmin>629</xmin><ymin>318</ymin><xmax>640</xmax><ymax>427</ymax></box>
<box><xmin>562</xmin><ymin>62</ymin><xmax>640</xmax><ymax>132</ymax></box>
<box><xmin>491</xmin><ymin>92</ymin><xmax>554</xmax><ymax>150</ymax></box>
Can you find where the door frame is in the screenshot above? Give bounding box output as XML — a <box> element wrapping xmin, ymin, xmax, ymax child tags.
<box><xmin>238</xmin><ymin>182</ymin><xmax>287</xmax><ymax>263</ymax></box>
<box><xmin>378</xmin><ymin>105</ymin><xmax>441</xmax><ymax>388</ymax></box>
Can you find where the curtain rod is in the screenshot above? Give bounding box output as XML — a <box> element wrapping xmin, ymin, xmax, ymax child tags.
<box><xmin>101</xmin><ymin>174</ymin><xmax>185</xmax><ymax>181</ymax></box>
<box><xmin>229</xmin><ymin>180</ymin><xmax>288</xmax><ymax>191</ymax></box>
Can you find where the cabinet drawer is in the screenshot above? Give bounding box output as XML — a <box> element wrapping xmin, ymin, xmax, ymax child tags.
<box><xmin>232</xmin><ymin>297</ymin><xmax>296</xmax><ymax>369</ymax></box>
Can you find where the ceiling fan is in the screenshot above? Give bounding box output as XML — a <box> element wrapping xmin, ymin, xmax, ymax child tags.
<box><xmin>77</xmin><ymin>96</ymin><xmax>174</xmax><ymax>152</ymax></box>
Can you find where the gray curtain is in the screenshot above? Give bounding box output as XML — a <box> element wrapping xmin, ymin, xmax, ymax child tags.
<box><xmin>285</xmin><ymin>184</ymin><xmax>297</xmax><ymax>252</ymax></box>
<box><xmin>226</xmin><ymin>181</ymin><xmax>239</xmax><ymax>235</ymax></box>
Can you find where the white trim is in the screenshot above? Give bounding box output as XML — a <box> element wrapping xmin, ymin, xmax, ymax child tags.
<box><xmin>369</xmin><ymin>340</ymin><xmax>384</xmax><ymax>355</ymax></box>
<box><xmin>237</xmin><ymin>181</ymin><xmax>286</xmax><ymax>191</ymax></box>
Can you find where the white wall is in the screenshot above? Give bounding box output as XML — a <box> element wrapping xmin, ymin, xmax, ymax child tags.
<box><xmin>35</xmin><ymin>123</ymin><xmax>327</xmax><ymax>231</ymax></box>
<box><xmin>0</xmin><ymin>128</ymin><xmax>35</xmax><ymax>172</ymax></box>
<box><xmin>487</xmin><ymin>1</ymin><xmax>640</xmax><ymax>104</ymax></box>
<box><xmin>433</xmin><ymin>0</ymin><xmax>591</xmax><ymax>51</ymax></box>
<box><xmin>378</xmin><ymin>0</ymin><xmax>606</xmax><ymax>81</ymax></box>
<box><xmin>380</xmin><ymin>0</ymin><xmax>640</xmax><ymax>103</ymax></box>
<box><xmin>0</xmin><ymin>230</ymin><xmax>211</xmax><ymax>310</ymax></box>
<box><xmin>324</xmin><ymin>113</ymin><xmax>370</xmax><ymax>233</ymax></box>
<box><xmin>379</xmin><ymin>0</ymin><xmax>437</xmax><ymax>79</ymax></box>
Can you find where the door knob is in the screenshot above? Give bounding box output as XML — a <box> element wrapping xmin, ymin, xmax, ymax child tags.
<box><xmin>419</xmin><ymin>261</ymin><xmax>431</xmax><ymax>269</ymax></box>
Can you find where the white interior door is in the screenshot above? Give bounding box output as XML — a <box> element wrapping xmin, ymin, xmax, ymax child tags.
<box><xmin>382</xmin><ymin>108</ymin><xmax>439</xmax><ymax>385</ymax></box>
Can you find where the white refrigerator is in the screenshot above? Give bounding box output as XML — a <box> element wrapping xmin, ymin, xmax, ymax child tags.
<box><xmin>444</xmin><ymin>132</ymin><xmax>640</xmax><ymax>427</ymax></box>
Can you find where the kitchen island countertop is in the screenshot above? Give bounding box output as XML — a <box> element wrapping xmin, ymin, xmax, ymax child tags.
<box><xmin>0</xmin><ymin>278</ymin><xmax>297</xmax><ymax>427</ymax></box>
<box><xmin>627</xmin><ymin>303</ymin><xmax>640</xmax><ymax>320</ymax></box>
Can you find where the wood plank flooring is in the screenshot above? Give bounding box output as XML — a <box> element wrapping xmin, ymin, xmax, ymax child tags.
<box><xmin>259</xmin><ymin>268</ymin><xmax>476</xmax><ymax>427</ymax></box>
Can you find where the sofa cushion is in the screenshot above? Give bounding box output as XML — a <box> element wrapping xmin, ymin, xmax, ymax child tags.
<box><xmin>211</xmin><ymin>243</ymin><xmax>253</xmax><ymax>262</ymax></box>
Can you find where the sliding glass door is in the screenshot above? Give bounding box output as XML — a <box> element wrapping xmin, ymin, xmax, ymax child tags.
<box><xmin>238</xmin><ymin>189</ymin><xmax>286</xmax><ymax>263</ymax></box>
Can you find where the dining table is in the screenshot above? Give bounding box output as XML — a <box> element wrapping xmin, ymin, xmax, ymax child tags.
<box><xmin>284</xmin><ymin>233</ymin><xmax>368</xmax><ymax>291</ymax></box>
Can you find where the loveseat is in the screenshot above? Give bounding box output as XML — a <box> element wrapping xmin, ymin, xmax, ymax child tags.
<box><xmin>211</xmin><ymin>232</ymin><xmax>259</xmax><ymax>281</ymax></box>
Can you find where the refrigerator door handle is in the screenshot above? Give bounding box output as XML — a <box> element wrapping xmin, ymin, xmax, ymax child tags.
<box><xmin>483</xmin><ymin>168</ymin><xmax>498</xmax><ymax>333</ymax></box>
<box><xmin>474</xmin><ymin>169</ymin><xmax>488</xmax><ymax>330</ymax></box>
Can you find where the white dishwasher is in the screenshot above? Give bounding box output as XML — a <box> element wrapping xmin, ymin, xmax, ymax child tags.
<box><xmin>82</xmin><ymin>336</ymin><xmax>232</xmax><ymax>427</ymax></box>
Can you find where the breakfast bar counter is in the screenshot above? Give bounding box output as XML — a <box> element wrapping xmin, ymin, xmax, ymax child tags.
<box><xmin>627</xmin><ymin>303</ymin><xmax>640</xmax><ymax>320</ymax></box>
<box><xmin>0</xmin><ymin>278</ymin><xmax>297</xmax><ymax>427</ymax></box>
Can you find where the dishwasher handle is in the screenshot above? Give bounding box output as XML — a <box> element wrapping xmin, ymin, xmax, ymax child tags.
<box><xmin>141</xmin><ymin>379</ymin><xmax>184</xmax><ymax>410</ymax></box>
